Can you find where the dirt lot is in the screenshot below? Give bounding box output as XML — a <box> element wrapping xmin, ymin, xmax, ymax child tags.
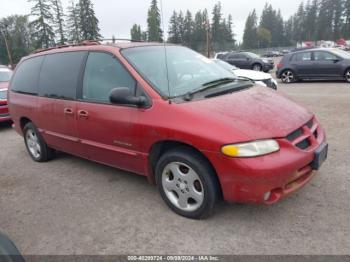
<box><xmin>0</xmin><ymin>80</ymin><xmax>350</xmax><ymax>255</ymax></box>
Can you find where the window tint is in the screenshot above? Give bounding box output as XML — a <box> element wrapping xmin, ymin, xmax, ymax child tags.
<box><xmin>39</xmin><ymin>51</ymin><xmax>86</xmax><ymax>100</ymax></box>
<box><xmin>83</xmin><ymin>52</ymin><xmax>136</xmax><ymax>102</ymax></box>
<box><xmin>11</xmin><ymin>56</ymin><xmax>44</xmax><ymax>95</ymax></box>
<box><xmin>314</xmin><ymin>51</ymin><xmax>337</xmax><ymax>61</ymax></box>
<box><xmin>229</xmin><ymin>54</ymin><xmax>244</xmax><ymax>59</ymax></box>
<box><xmin>293</xmin><ymin>52</ymin><xmax>312</xmax><ymax>62</ymax></box>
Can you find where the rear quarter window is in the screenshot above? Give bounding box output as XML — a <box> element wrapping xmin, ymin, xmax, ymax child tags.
<box><xmin>39</xmin><ymin>51</ymin><xmax>87</xmax><ymax>100</ymax></box>
<box><xmin>10</xmin><ymin>56</ymin><xmax>44</xmax><ymax>95</ymax></box>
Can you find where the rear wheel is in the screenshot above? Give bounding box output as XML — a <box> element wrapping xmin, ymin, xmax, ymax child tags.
<box><xmin>23</xmin><ymin>122</ymin><xmax>55</xmax><ymax>162</ymax></box>
<box><xmin>281</xmin><ymin>70</ymin><xmax>296</xmax><ymax>83</ymax></box>
<box><xmin>345</xmin><ymin>69</ymin><xmax>350</xmax><ymax>83</ymax></box>
<box><xmin>156</xmin><ymin>147</ymin><xmax>219</xmax><ymax>219</ymax></box>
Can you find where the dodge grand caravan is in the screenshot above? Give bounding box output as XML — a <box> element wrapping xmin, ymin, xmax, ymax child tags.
<box><xmin>8</xmin><ymin>41</ymin><xmax>328</xmax><ymax>219</ymax></box>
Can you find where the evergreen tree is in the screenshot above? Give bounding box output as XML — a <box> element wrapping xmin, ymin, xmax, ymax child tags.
<box><xmin>51</xmin><ymin>0</ymin><xmax>66</xmax><ymax>44</ymax></box>
<box><xmin>130</xmin><ymin>24</ymin><xmax>142</xmax><ymax>41</ymax></box>
<box><xmin>243</xmin><ymin>10</ymin><xmax>258</xmax><ymax>49</ymax></box>
<box><xmin>183</xmin><ymin>10</ymin><xmax>194</xmax><ymax>48</ymax></box>
<box><xmin>66</xmin><ymin>0</ymin><xmax>80</xmax><ymax>42</ymax></box>
<box><xmin>211</xmin><ymin>2</ymin><xmax>224</xmax><ymax>51</ymax></box>
<box><xmin>304</xmin><ymin>0</ymin><xmax>318</xmax><ymax>41</ymax></box>
<box><xmin>28</xmin><ymin>0</ymin><xmax>55</xmax><ymax>48</ymax></box>
<box><xmin>317</xmin><ymin>0</ymin><xmax>334</xmax><ymax>40</ymax></box>
<box><xmin>168</xmin><ymin>11</ymin><xmax>181</xmax><ymax>44</ymax></box>
<box><xmin>79</xmin><ymin>0</ymin><xmax>101</xmax><ymax>40</ymax></box>
<box><xmin>223</xmin><ymin>15</ymin><xmax>235</xmax><ymax>50</ymax></box>
<box><xmin>147</xmin><ymin>0</ymin><xmax>163</xmax><ymax>42</ymax></box>
<box><xmin>333</xmin><ymin>0</ymin><xmax>343</xmax><ymax>40</ymax></box>
<box><xmin>141</xmin><ymin>31</ymin><xmax>148</xmax><ymax>41</ymax></box>
<box><xmin>193</xmin><ymin>9</ymin><xmax>208</xmax><ymax>53</ymax></box>
<box><xmin>257</xmin><ymin>27</ymin><xmax>272</xmax><ymax>48</ymax></box>
<box><xmin>343</xmin><ymin>0</ymin><xmax>350</xmax><ymax>38</ymax></box>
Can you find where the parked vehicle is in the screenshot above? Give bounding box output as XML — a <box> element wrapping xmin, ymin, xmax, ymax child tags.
<box><xmin>263</xmin><ymin>51</ymin><xmax>282</xmax><ymax>58</ymax></box>
<box><xmin>212</xmin><ymin>59</ymin><xmax>278</xmax><ymax>90</ymax></box>
<box><xmin>0</xmin><ymin>66</ymin><xmax>13</xmax><ymax>123</ymax></box>
<box><xmin>220</xmin><ymin>52</ymin><xmax>274</xmax><ymax>72</ymax></box>
<box><xmin>277</xmin><ymin>48</ymin><xmax>350</xmax><ymax>83</ymax></box>
<box><xmin>9</xmin><ymin>42</ymin><xmax>328</xmax><ymax>219</ymax></box>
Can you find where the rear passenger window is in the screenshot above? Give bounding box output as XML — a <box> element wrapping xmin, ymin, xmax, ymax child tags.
<box><xmin>39</xmin><ymin>52</ymin><xmax>86</xmax><ymax>100</ymax></box>
<box><xmin>293</xmin><ymin>52</ymin><xmax>312</xmax><ymax>62</ymax></box>
<box><xmin>82</xmin><ymin>52</ymin><xmax>136</xmax><ymax>103</ymax></box>
<box><xmin>11</xmin><ymin>56</ymin><xmax>44</xmax><ymax>95</ymax></box>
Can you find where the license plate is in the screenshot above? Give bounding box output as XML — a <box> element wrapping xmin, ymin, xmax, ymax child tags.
<box><xmin>311</xmin><ymin>143</ymin><xmax>328</xmax><ymax>170</ymax></box>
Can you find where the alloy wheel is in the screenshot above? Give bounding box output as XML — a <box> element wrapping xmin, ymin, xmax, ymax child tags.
<box><xmin>346</xmin><ymin>70</ymin><xmax>350</xmax><ymax>82</ymax></box>
<box><xmin>25</xmin><ymin>129</ymin><xmax>41</xmax><ymax>159</ymax></box>
<box><xmin>281</xmin><ymin>70</ymin><xmax>294</xmax><ymax>83</ymax></box>
<box><xmin>161</xmin><ymin>162</ymin><xmax>204</xmax><ymax>212</ymax></box>
<box><xmin>253</xmin><ymin>64</ymin><xmax>262</xmax><ymax>71</ymax></box>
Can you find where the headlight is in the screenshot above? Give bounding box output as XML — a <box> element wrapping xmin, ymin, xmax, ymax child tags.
<box><xmin>271</xmin><ymin>78</ymin><xmax>278</xmax><ymax>87</ymax></box>
<box><xmin>221</xmin><ymin>140</ymin><xmax>280</xmax><ymax>157</ymax></box>
<box><xmin>255</xmin><ymin>81</ymin><xmax>267</xmax><ymax>87</ymax></box>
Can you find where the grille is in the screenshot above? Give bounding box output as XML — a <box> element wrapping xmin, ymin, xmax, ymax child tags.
<box><xmin>287</xmin><ymin>118</ymin><xmax>318</xmax><ymax>150</ymax></box>
<box><xmin>0</xmin><ymin>90</ymin><xmax>7</xmax><ymax>100</ymax></box>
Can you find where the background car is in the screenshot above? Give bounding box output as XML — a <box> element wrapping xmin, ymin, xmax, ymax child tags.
<box><xmin>212</xmin><ymin>59</ymin><xmax>277</xmax><ymax>90</ymax></box>
<box><xmin>0</xmin><ymin>66</ymin><xmax>13</xmax><ymax>123</ymax></box>
<box><xmin>219</xmin><ymin>52</ymin><xmax>274</xmax><ymax>72</ymax></box>
<box><xmin>276</xmin><ymin>48</ymin><xmax>350</xmax><ymax>83</ymax></box>
<box><xmin>263</xmin><ymin>51</ymin><xmax>282</xmax><ymax>57</ymax></box>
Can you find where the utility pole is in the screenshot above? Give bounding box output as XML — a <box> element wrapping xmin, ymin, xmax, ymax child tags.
<box><xmin>1</xmin><ymin>24</ymin><xmax>14</xmax><ymax>69</ymax></box>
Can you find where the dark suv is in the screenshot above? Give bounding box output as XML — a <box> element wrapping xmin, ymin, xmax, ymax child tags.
<box><xmin>220</xmin><ymin>52</ymin><xmax>274</xmax><ymax>72</ymax></box>
<box><xmin>277</xmin><ymin>48</ymin><xmax>350</xmax><ymax>83</ymax></box>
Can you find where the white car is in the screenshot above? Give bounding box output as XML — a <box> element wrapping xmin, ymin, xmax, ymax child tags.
<box><xmin>212</xmin><ymin>59</ymin><xmax>278</xmax><ymax>90</ymax></box>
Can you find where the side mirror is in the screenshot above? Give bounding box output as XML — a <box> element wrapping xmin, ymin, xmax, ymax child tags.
<box><xmin>333</xmin><ymin>59</ymin><xmax>341</xmax><ymax>63</ymax></box>
<box><xmin>109</xmin><ymin>87</ymin><xmax>147</xmax><ymax>107</ymax></box>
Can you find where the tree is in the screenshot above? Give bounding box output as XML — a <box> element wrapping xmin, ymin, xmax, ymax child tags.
<box><xmin>333</xmin><ymin>0</ymin><xmax>343</xmax><ymax>40</ymax></box>
<box><xmin>66</xmin><ymin>0</ymin><xmax>80</xmax><ymax>42</ymax></box>
<box><xmin>183</xmin><ymin>10</ymin><xmax>194</xmax><ymax>48</ymax></box>
<box><xmin>168</xmin><ymin>11</ymin><xmax>181</xmax><ymax>44</ymax></box>
<box><xmin>79</xmin><ymin>0</ymin><xmax>101</xmax><ymax>40</ymax></box>
<box><xmin>223</xmin><ymin>15</ymin><xmax>235</xmax><ymax>50</ymax></box>
<box><xmin>130</xmin><ymin>24</ymin><xmax>142</xmax><ymax>41</ymax></box>
<box><xmin>243</xmin><ymin>10</ymin><xmax>258</xmax><ymax>49</ymax></box>
<box><xmin>0</xmin><ymin>15</ymin><xmax>33</xmax><ymax>64</ymax></box>
<box><xmin>28</xmin><ymin>0</ymin><xmax>55</xmax><ymax>48</ymax></box>
<box><xmin>344</xmin><ymin>0</ymin><xmax>350</xmax><ymax>38</ymax></box>
<box><xmin>192</xmin><ymin>9</ymin><xmax>208</xmax><ymax>53</ymax></box>
<box><xmin>51</xmin><ymin>0</ymin><xmax>66</xmax><ymax>44</ymax></box>
<box><xmin>147</xmin><ymin>0</ymin><xmax>163</xmax><ymax>42</ymax></box>
<box><xmin>304</xmin><ymin>0</ymin><xmax>318</xmax><ymax>41</ymax></box>
<box><xmin>211</xmin><ymin>2</ymin><xmax>224</xmax><ymax>51</ymax></box>
<box><xmin>257</xmin><ymin>27</ymin><xmax>272</xmax><ymax>48</ymax></box>
<box><xmin>317</xmin><ymin>0</ymin><xmax>334</xmax><ymax>40</ymax></box>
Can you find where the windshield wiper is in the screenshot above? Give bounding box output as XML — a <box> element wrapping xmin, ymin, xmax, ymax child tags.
<box><xmin>184</xmin><ymin>77</ymin><xmax>236</xmax><ymax>101</ymax></box>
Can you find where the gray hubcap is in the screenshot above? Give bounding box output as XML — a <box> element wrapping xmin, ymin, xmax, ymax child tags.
<box><xmin>282</xmin><ymin>71</ymin><xmax>294</xmax><ymax>83</ymax></box>
<box><xmin>162</xmin><ymin>162</ymin><xmax>204</xmax><ymax>212</ymax></box>
<box><xmin>253</xmin><ymin>65</ymin><xmax>262</xmax><ymax>71</ymax></box>
<box><xmin>346</xmin><ymin>71</ymin><xmax>350</xmax><ymax>82</ymax></box>
<box><xmin>26</xmin><ymin>129</ymin><xmax>41</xmax><ymax>159</ymax></box>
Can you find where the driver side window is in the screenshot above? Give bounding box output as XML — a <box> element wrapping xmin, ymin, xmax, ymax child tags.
<box><xmin>83</xmin><ymin>52</ymin><xmax>136</xmax><ymax>103</ymax></box>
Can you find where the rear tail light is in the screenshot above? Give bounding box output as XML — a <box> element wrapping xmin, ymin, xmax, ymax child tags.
<box><xmin>277</xmin><ymin>63</ymin><xmax>283</xmax><ymax>69</ymax></box>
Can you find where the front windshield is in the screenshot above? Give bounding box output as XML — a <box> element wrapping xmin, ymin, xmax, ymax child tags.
<box><xmin>245</xmin><ymin>52</ymin><xmax>260</xmax><ymax>59</ymax></box>
<box><xmin>122</xmin><ymin>46</ymin><xmax>236</xmax><ymax>98</ymax></box>
<box><xmin>0</xmin><ymin>68</ymin><xmax>12</xmax><ymax>82</ymax></box>
<box><xmin>331</xmin><ymin>49</ymin><xmax>350</xmax><ymax>59</ymax></box>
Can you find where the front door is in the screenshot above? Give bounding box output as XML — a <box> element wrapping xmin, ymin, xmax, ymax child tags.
<box><xmin>312</xmin><ymin>51</ymin><xmax>343</xmax><ymax>77</ymax></box>
<box><xmin>76</xmin><ymin>51</ymin><xmax>145</xmax><ymax>175</ymax></box>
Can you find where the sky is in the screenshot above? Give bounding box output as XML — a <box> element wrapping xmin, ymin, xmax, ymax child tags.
<box><xmin>1</xmin><ymin>0</ymin><xmax>304</xmax><ymax>43</ymax></box>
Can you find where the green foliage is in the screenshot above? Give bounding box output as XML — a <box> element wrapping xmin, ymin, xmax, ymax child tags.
<box><xmin>130</xmin><ymin>24</ymin><xmax>142</xmax><ymax>41</ymax></box>
<box><xmin>51</xmin><ymin>0</ymin><xmax>66</xmax><ymax>44</ymax></box>
<box><xmin>28</xmin><ymin>0</ymin><xmax>55</xmax><ymax>48</ymax></box>
<box><xmin>147</xmin><ymin>0</ymin><xmax>163</xmax><ymax>42</ymax></box>
<box><xmin>243</xmin><ymin>10</ymin><xmax>258</xmax><ymax>49</ymax></box>
<box><xmin>257</xmin><ymin>27</ymin><xmax>272</xmax><ymax>48</ymax></box>
<box><xmin>66</xmin><ymin>0</ymin><xmax>81</xmax><ymax>42</ymax></box>
<box><xmin>78</xmin><ymin>0</ymin><xmax>101</xmax><ymax>40</ymax></box>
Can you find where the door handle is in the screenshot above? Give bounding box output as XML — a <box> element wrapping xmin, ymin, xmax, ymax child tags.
<box><xmin>78</xmin><ymin>110</ymin><xmax>89</xmax><ymax>119</ymax></box>
<box><xmin>64</xmin><ymin>108</ymin><xmax>74</xmax><ymax>116</ymax></box>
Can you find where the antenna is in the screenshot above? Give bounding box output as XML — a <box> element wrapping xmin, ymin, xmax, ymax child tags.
<box><xmin>159</xmin><ymin>0</ymin><xmax>172</xmax><ymax>101</ymax></box>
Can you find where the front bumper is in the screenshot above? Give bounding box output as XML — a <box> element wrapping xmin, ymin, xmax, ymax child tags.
<box><xmin>205</xmin><ymin>119</ymin><xmax>326</xmax><ymax>204</ymax></box>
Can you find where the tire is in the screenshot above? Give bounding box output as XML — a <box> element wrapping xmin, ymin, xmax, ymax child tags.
<box><xmin>155</xmin><ymin>147</ymin><xmax>220</xmax><ymax>219</ymax></box>
<box><xmin>281</xmin><ymin>69</ymin><xmax>296</xmax><ymax>83</ymax></box>
<box><xmin>345</xmin><ymin>69</ymin><xmax>350</xmax><ymax>83</ymax></box>
<box><xmin>252</xmin><ymin>64</ymin><xmax>262</xmax><ymax>71</ymax></box>
<box><xmin>23</xmin><ymin>122</ymin><xmax>55</xmax><ymax>162</ymax></box>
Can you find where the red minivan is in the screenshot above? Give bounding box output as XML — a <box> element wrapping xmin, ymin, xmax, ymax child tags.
<box><xmin>8</xmin><ymin>42</ymin><xmax>328</xmax><ymax>219</ymax></box>
<box><xmin>0</xmin><ymin>66</ymin><xmax>13</xmax><ymax>123</ymax></box>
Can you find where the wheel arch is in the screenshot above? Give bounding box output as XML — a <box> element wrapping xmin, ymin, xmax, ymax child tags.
<box><xmin>148</xmin><ymin>140</ymin><xmax>223</xmax><ymax>198</ymax></box>
<box><xmin>20</xmin><ymin>117</ymin><xmax>33</xmax><ymax>132</ymax></box>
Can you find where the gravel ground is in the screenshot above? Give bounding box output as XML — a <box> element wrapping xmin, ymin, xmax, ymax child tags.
<box><xmin>0</xmin><ymin>80</ymin><xmax>349</xmax><ymax>255</ymax></box>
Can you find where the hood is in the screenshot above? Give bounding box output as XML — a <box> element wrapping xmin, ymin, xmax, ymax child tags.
<box><xmin>179</xmin><ymin>86</ymin><xmax>312</xmax><ymax>142</ymax></box>
<box><xmin>233</xmin><ymin>69</ymin><xmax>271</xmax><ymax>81</ymax></box>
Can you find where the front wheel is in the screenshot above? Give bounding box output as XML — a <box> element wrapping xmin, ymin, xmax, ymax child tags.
<box><xmin>281</xmin><ymin>70</ymin><xmax>296</xmax><ymax>83</ymax></box>
<box><xmin>345</xmin><ymin>69</ymin><xmax>350</xmax><ymax>83</ymax></box>
<box><xmin>156</xmin><ymin>147</ymin><xmax>219</xmax><ymax>219</ymax></box>
<box><xmin>252</xmin><ymin>64</ymin><xmax>262</xmax><ymax>71</ymax></box>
